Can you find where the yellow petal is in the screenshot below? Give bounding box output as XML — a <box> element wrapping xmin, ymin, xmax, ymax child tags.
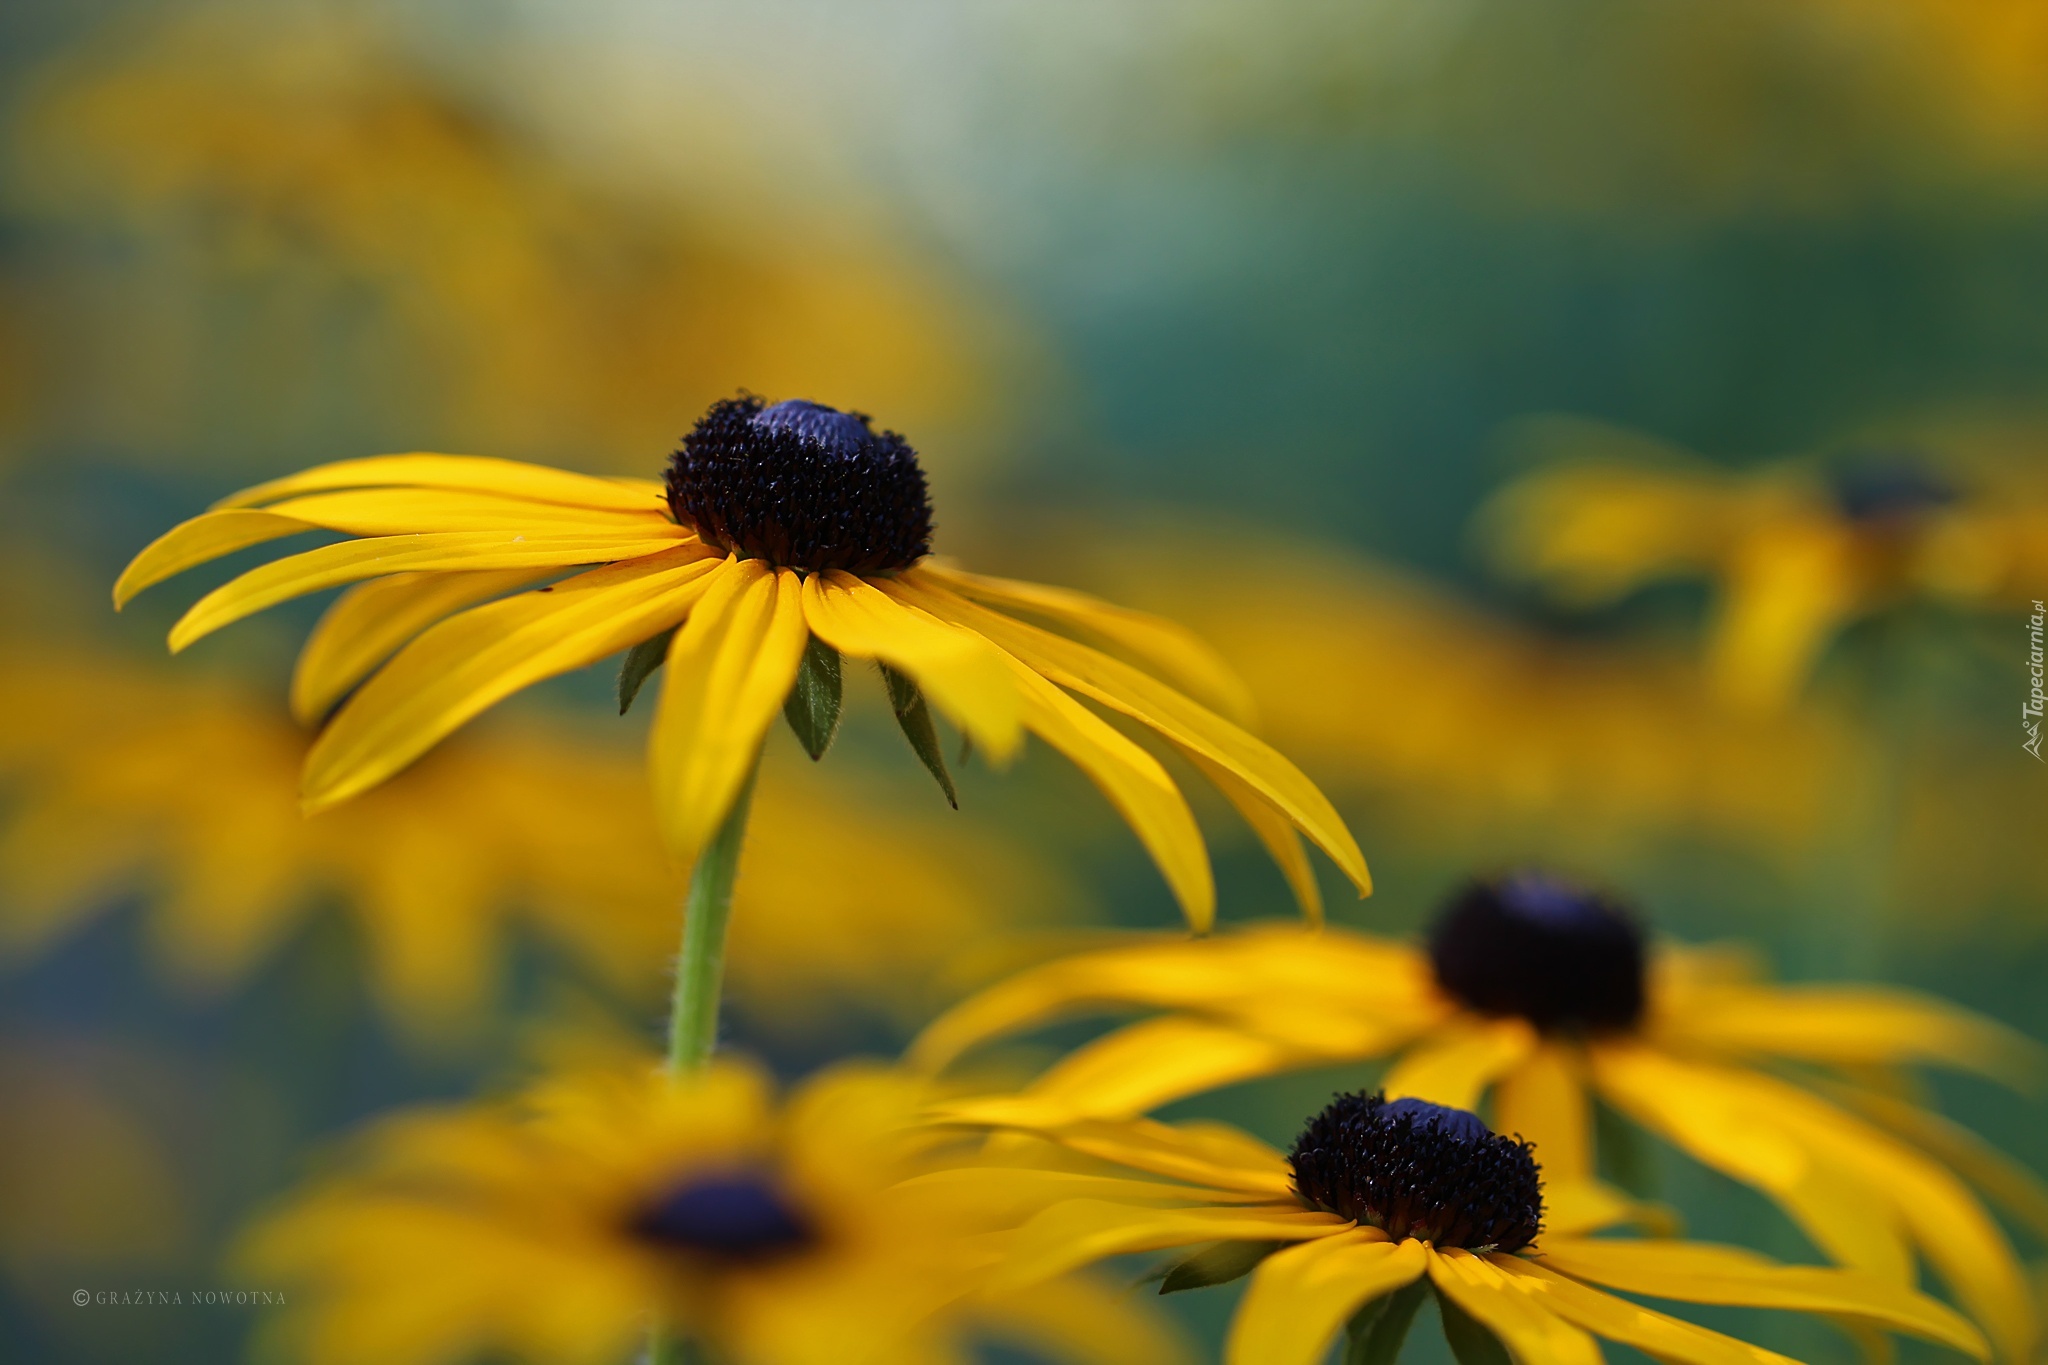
<box><xmin>1493</xmin><ymin>1256</ymin><xmax>1800</xmax><ymax>1365</ymax></box>
<box><xmin>801</xmin><ymin>572</ymin><xmax>1023</xmax><ymax>761</ymax></box>
<box><xmin>1226</xmin><ymin>1232</ymin><xmax>1427</xmax><ymax>1365</ymax></box>
<box><xmin>1661</xmin><ymin>985</ymin><xmax>2043</xmax><ymax>1088</ymax></box>
<box><xmin>995</xmin><ymin>1199</ymin><xmax>1345</xmax><ymax>1291</ymax></box>
<box><xmin>1428</xmin><ymin>1247</ymin><xmax>1602</xmax><ymax>1365</ymax></box>
<box><xmin>258</xmin><ymin>488</ymin><xmax>680</xmax><ymax>537</ymax></box>
<box><xmin>1186</xmin><ymin>751</ymin><xmax>1323</xmax><ymax>921</ymax></box>
<box><xmin>914</xmin><ymin>562</ymin><xmax>1258</xmax><ymax>724</ymax></box>
<box><xmin>1590</xmin><ymin>1045</ymin><xmax>1915</xmax><ymax>1285</ymax></box>
<box><xmin>303</xmin><ymin>548</ymin><xmax>719</xmax><ymax>810</ymax></box>
<box><xmin>936</xmin><ymin>1113</ymin><xmax>1295</xmax><ymax>1197</ymax></box>
<box><xmin>892</xmin><ymin>576</ymin><xmax>1370</xmax><ymax>898</ymax></box>
<box><xmin>292</xmin><ymin>569</ymin><xmax>549</xmax><ymax>723</ymax></box>
<box><xmin>113</xmin><ymin>509</ymin><xmax>310</xmax><ymax>609</ymax></box>
<box><xmin>1707</xmin><ymin>519</ymin><xmax>1862</xmax><ymax>712</ymax></box>
<box><xmin>977</xmin><ymin>1274</ymin><xmax>1197</xmax><ymax>1365</ymax></box>
<box><xmin>1383</xmin><ymin>1018</ymin><xmax>1537</xmax><ymax>1111</ymax></box>
<box><xmin>1495</xmin><ymin>1044</ymin><xmax>1591</xmax><ymax>1185</ymax></box>
<box><xmin>169</xmin><ymin>531</ymin><xmax>692</xmax><ymax>654</ymax></box>
<box><xmin>214</xmin><ymin>453</ymin><xmax>667</xmax><ymax>514</ymax></box>
<box><xmin>1535</xmin><ymin>1239</ymin><xmax>1989</xmax><ymax>1359</ymax></box>
<box><xmin>649</xmin><ymin>562</ymin><xmax>810</xmax><ymax>869</ymax></box>
<box><xmin>1541</xmin><ymin>1180</ymin><xmax>1677</xmax><ymax>1239</ymax></box>
<box><xmin>1824</xmin><ymin>1082</ymin><xmax>2048</xmax><ymax>1245</ymax></box>
<box><xmin>979</xmin><ymin>1015</ymin><xmax>1322</xmax><ymax>1124</ymax></box>
<box><xmin>1001</xmin><ymin>656</ymin><xmax>1214</xmax><ymax>931</ymax></box>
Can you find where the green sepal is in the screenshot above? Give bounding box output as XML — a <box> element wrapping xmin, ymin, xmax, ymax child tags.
<box><xmin>880</xmin><ymin>663</ymin><xmax>957</xmax><ymax>808</ymax></box>
<box><xmin>617</xmin><ymin>627</ymin><xmax>677</xmax><ymax>715</ymax></box>
<box><xmin>1157</xmin><ymin>1241</ymin><xmax>1281</xmax><ymax>1295</ymax></box>
<box><xmin>1344</xmin><ymin>1279</ymin><xmax>1429</xmax><ymax>1365</ymax></box>
<box><xmin>1436</xmin><ymin>1284</ymin><xmax>1514</xmax><ymax>1365</ymax></box>
<box><xmin>782</xmin><ymin>636</ymin><xmax>844</xmax><ymax>760</ymax></box>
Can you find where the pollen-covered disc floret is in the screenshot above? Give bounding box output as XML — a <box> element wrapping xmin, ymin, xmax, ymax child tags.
<box><xmin>1825</xmin><ymin>449</ymin><xmax>1958</xmax><ymax>524</ymax></box>
<box><xmin>667</xmin><ymin>395</ymin><xmax>934</xmax><ymax>574</ymax></box>
<box><xmin>1427</xmin><ymin>870</ymin><xmax>1646</xmax><ymax>1033</ymax></box>
<box><xmin>627</xmin><ymin>1169</ymin><xmax>817</xmax><ymax>1262</ymax></box>
<box><xmin>1289</xmin><ymin>1094</ymin><xmax>1542</xmax><ymax>1252</ymax></box>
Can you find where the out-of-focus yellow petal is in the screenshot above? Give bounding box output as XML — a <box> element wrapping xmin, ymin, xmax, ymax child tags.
<box><xmin>976</xmin><ymin>1275</ymin><xmax>1195</xmax><ymax>1365</ymax></box>
<box><xmin>1535</xmin><ymin>1239</ymin><xmax>1988</xmax><ymax>1359</ymax></box>
<box><xmin>1824</xmin><ymin>1083</ymin><xmax>2048</xmax><ymax>1245</ymax></box>
<box><xmin>802</xmin><ymin>571</ymin><xmax>1022</xmax><ymax>761</ymax></box>
<box><xmin>956</xmin><ymin>1016</ymin><xmax>1321</xmax><ymax>1125</ymax></box>
<box><xmin>1225</xmin><ymin>1232</ymin><xmax>1424</xmax><ymax>1365</ymax></box>
<box><xmin>1428</xmin><ymin>1247</ymin><xmax>1602</xmax><ymax>1365</ymax></box>
<box><xmin>1541</xmin><ymin>1181</ymin><xmax>1676</xmax><ymax>1238</ymax></box>
<box><xmin>1187</xmin><ymin>752</ymin><xmax>1323</xmax><ymax>921</ymax></box>
<box><xmin>292</xmin><ymin>568</ymin><xmax>549</xmax><ymax>723</ymax></box>
<box><xmin>1002</xmin><ymin>656</ymin><xmax>1214</xmax><ymax>931</ymax></box>
<box><xmin>938</xmin><ymin>1115</ymin><xmax>1294</xmax><ymax>1198</ymax></box>
<box><xmin>994</xmin><ymin>1199</ymin><xmax>1344</xmax><ymax>1292</ymax></box>
<box><xmin>915</xmin><ymin>563</ymin><xmax>1258</xmax><ymax>724</ymax></box>
<box><xmin>1590</xmin><ymin>1044</ymin><xmax>1915</xmax><ymax>1285</ymax></box>
<box><xmin>168</xmin><ymin>530</ymin><xmax>691</xmax><ymax>653</ymax></box>
<box><xmin>894</xmin><ymin>576</ymin><xmax>1370</xmax><ymax>900</ymax></box>
<box><xmin>303</xmin><ymin>548</ymin><xmax>718</xmax><ymax>810</ymax></box>
<box><xmin>1493</xmin><ymin>1257</ymin><xmax>1799</xmax><ymax>1365</ymax></box>
<box><xmin>113</xmin><ymin>508</ymin><xmax>311</xmax><ymax>608</ymax></box>
<box><xmin>214</xmin><ymin>453</ymin><xmax>667</xmax><ymax>514</ymax></box>
<box><xmin>1383</xmin><ymin>1018</ymin><xmax>1537</xmax><ymax>1111</ymax></box>
<box><xmin>258</xmin><ymin>487</ymin><xmax>679</xmax><ymax>536</ymax></box>
<box><xmin>1662</xmin><ymin>985</ymin><xmax>2044</xmax><ymax>1087</ymax></box>
<box><xmin>649</xmin><ymin>561</ymin><xmax>809</xmax><ymax>869</ymax></box>
<box><xmin>1707</xmin><ymin>519</ymin><xmax>1863</xmax><ymax>712</ymax></box>
<box><xmin>1494</xmin><ymin>1043</ymin><xmax>1590</xmax><ymax>1184</ymax></box>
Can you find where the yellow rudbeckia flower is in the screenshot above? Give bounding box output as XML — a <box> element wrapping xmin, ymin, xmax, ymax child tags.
<box><xmin>1479</xmin><ymin>426</ymin><xmax>2048</xmax><ymax>710</ymax></box>
<box><xmin>240</xmin><ymin>1059</ymin><xmax>1191</xmax><ymax>1365</ymax></box>
<box><xmin>956</xmin><ymin>1093</ymin><xmax>1986</xmax><ymax>1365</ymax></box>
<box><xmin>917</xmin><ymin>871</ymin><xmax>2043</xmax><ymax>1359</ymax></box>
<box><xmin>0</xmin><ymin>640</ymin><xmax>1064</xmax><ymax>1043</ymax></box>
<box><xmin>115</xmin><ymin>396</ymin><xmax>1367</xmax><ymax>935</ymax></box>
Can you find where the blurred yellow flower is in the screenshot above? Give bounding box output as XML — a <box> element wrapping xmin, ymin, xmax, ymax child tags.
<box><xmin>917</xmin><ymin>872</ymin><xmax>2044</xmax><ymax>1360</ymax></box>
<box><xmin>1479</xmin><ymin>420</ymin><xmax>2048</xmax><ymax>710</ymax></box>
<box><xmin>955</xmin><ymin>1094</ymin><xmax>1984</xmax><ymax>1365</ymax></box>
<box><xmin>240</xmin><ymin>1057</ymin><xmax>1191</xmax><ymax>1365</ymax></box>
<box><xmin>10</xmin><ymin>6</ymin><xmax>1004</xmax><ymax>477</ymax></box>
<box><xmin>0</xmin><ymin>639</ymin><xmax>1063</xmax><ymax>1042</ymax></box>
<box><xmin>116</xmin><ymin>405</ymin><xmax>1367</xmax><ymax>931</ymax></box>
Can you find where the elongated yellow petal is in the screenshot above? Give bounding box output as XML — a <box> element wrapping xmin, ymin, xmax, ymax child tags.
<box><xmin>1384</xmin><ymin>1018</ymin><xmax>1536</xmax><ymax>1111</ymax></box>
<box><xmin>292</xmin><ymin>569</ymin><xmax>550</xmax><ymax>723</ymax></box>
<box><xmin>214</xmin><ymin>454</ymin><xmax>667</xmax><ymax>514</ymax></box>
<box><xmin>1662</xmin><ymin>985</ymin><xmax>2043</xmax><ymax>1087</ymax></box>
<box><xmin>890</xmin><ymin>1169</ymin><xmax>1262</xmax><ymax>1228</ymax></box>
<box><xmin>113</xmin><ymin>509</ymin><xmax>311</xmax><ymax>609</ymax></box>
<box><xmin>892</xmin><ymin>576</ymin><xmax>1370</xmax><ymax>898</ymax></box>
<box><xmin>937</xmin><ymin>1114</ymin><xmax>1294</xmax><ymax>1197</ymax></box>
<box><xmin>258</xmin><ymin>488</ymin><xmax>681</xmax><ymax>537</ymax></box>
<box><xmin>801</xmin><ymin>572</ymin><xmax>1023</xmax><ymax>761</ymax></box>
<box><xmin>1535</xmin><ymin>1239</ymin><xmax>1988</xmax><ymax>1359</ymax></box>
<box><xmin>1002</xmin><ymin>656</ymin><xmax>1214</xmax><ymax>931</ymax></box>
<box><xmin>1823</xmin><ymin>1082</ymin><xmax>2048</xmax><ymax>1245</ymax></box>
<box><xmin>1227</xmin><ymin>1232</ymin><xmax>1426</xmax><ymax>1365</ymax></box>
<box><xmin>1186</xmin><ymin>751</ymin><xmax>1323</xmax><ymax>921</ymax></box>
<box><xmin>1541</xmin><ymin>1181</ymin><xmax>1675</xmax><ymax>1238</ymax></box>
<box><xmin>978</xmin><ymin>1274</ymin><xmax>1197</xmax><ymax>1365</ymax></box>
<box><xmin>1590</xmin><ymin>1045</ymin><xmax>1915</xmax><ymax>1285</ymax></box>
<box><xmin>1708</xmin><ymin>519</ymin><xmax>1862</xmax><ymax>712</ymax></box>
<box><xmin>1428</xmin><ymin>1248</ymin><xmax>1602</xmax><ymax>1365</ymax></box>
<box><xmin>169</xmin><ymin>531</ymin><xmax>692</xmax><ymax>654</ymax></box>
<box><xmin>913</xmin><ymin>563</ymin><xmax>1258</xmax><ymax>724</ymax></box>
<box><xmin>995</xmin><ymin>1199</ymin><xmax>1345</xmax><ymax>1291</ymax></box>
<box><xmin>649</xmin><ymin>562</ymin><xmax>809</xmax><ymax>868</ymax></box>
<box><xmin>1495</xmin><ymin>1044</ymin><xmax>1590</xmax><ymax>1185</ymax></box>
<box><xmin>963</xmin><ymin>1016</ymin><xmax>1322</xmax><ymax>1125</ymax></box>
<box><xmin>1493</xmin><ymin>1257</ymin><xmax>1800</xmax><ymax>1365</ymax></box>
<box><xmin>302</xmin><ymin>548</ymin><xmax>719</xmax><ymax>810</ymax></box>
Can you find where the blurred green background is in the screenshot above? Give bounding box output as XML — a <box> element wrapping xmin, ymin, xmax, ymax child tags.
<box><xmin>2</xmin><ymin>2</ymin><xmax>2044</xmax><ymax>1362</ymax></box>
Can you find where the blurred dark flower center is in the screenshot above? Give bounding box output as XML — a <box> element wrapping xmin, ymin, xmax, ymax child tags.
<box><xmin>1427</xmin><ymin>871</ymin><xmax>1646</xmax><ymax>1033</ymax></box>
<box><xmin>1825</xmin><ymin>449</ymin><xmax>1958</xmax><ymax>524</ymax></box>
<box><xmin>667</xmin><ymin>395</ymin><xmax>934</xmax><ymax>574</ymax></box>
<box><xmin>1289</xmin><ymin>1094</ymin><xmax>1542</xmax><ymax>1252</ymax></box>
<box><xmin>627</xmin><ymin>1169</ymin><xmax>816</xmax><ymax>1261</ymax></box>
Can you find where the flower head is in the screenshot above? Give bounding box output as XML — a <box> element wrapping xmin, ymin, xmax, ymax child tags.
<box><xmin>962</xmin><ymin>1097</ymin><xmax>1987</xmax><ymax>1365</ymax></box>
<box><xmin>918</xmin><ymin>869</ymin><xmax>2045</xmax><ymax>1359</ymax></box>
<box><xmin>241</xmin><ymin>1059</ymin><xmax>1191</xmax><ymax>1365</ymax></box>
<box><xmin>114</xmin><ymin>399</ymin><xmax>1367</xmax><ymax>928</ymax></box>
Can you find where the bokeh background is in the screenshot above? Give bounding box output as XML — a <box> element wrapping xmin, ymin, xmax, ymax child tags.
<box><xmin>3</xmin><ymin>2</ymin><xmax>2045</xmax><ymax>1362</ymax></box>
